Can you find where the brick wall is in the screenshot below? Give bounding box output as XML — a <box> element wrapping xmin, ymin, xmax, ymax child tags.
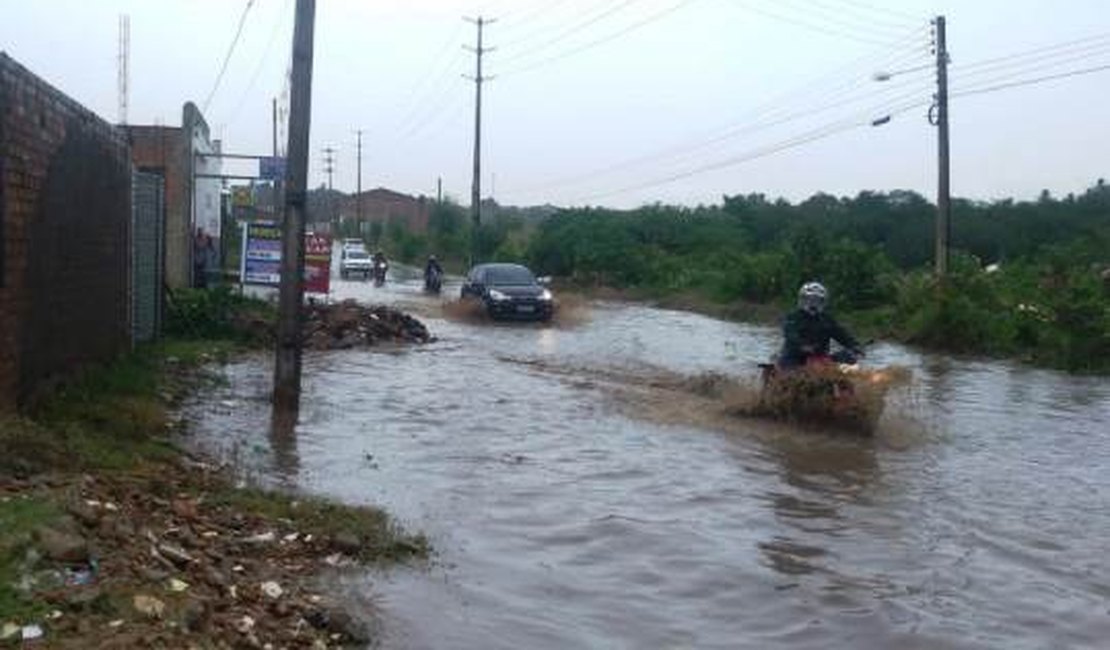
<box><xmin>0</xmin><ymin>53</ymin><xmax>132</xmax><ymax>410</ymax></box>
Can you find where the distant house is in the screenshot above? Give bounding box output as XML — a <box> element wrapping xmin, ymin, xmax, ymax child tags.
<box><xmin>340</xmin><ymin>188</ymin><xmax>431</xmax><ymax>234</ymax></box>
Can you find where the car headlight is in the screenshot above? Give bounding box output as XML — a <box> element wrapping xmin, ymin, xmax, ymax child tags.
<box><xmin>539</xmin><ymin>289</ymin><xmax>553</xmax><ymax>301</ymax></box>
<box><xmin>488</xmin><ymin>289</ymin><xmax>509</xmax><ymax>301</ymax></box>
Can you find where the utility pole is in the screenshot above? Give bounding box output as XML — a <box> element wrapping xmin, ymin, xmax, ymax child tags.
<box><xmin>464</xmin><ymin>15</ymin><xmax>494</xmax><ymax>264</ymax></box>
<box><xmin>273</xmin><ymin>0</ymin><xmax>317</xmax><ymax>416</ymax></box>
<box><xmin>272</xmin><ymin>98</ymin><xmax>278</xmax><ymax>157</ymax></box>
<box><xmin>354</xmin><ymin>130</ymin><xmax>363</xmax><ymax>222</ymax></box>
<box><xmin>322</xmin><ymin>146</ymin><xmax>336</xmax><ymax>226</ymax></box>
<box><xmin>932</xmin><ymin>15</ymin><xmax>951</xmax><ymax>277</ymax></box>
<box><xmin>437</xmin><ymin>176</ymin><xmax>442</xmax><ymax>204</ymax></box>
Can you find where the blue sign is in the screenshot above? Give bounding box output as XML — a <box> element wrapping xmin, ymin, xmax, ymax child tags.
<box><xmin>259</xmin><ymin>157</ymin><xmax>287</xmax><ymax>181</ymax></box>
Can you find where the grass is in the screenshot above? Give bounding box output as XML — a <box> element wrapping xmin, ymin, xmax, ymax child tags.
<box><xmin>212</xmin><ymin>487</ymin><xmax>429</xmax><ymax>563</ymax></box>
<box><xmin>0</xmin><ymin>496</ymin><xmax>63</xmax><ymax>624</ymax></box>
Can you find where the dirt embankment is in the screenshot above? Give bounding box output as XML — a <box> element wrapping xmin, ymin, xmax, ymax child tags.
<box><xmin>1</xmin><ymin>336</ymin><xmax>429</xmax><ymax>649</ymax></box>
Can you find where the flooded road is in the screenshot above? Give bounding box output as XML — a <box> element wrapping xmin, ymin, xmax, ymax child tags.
<box><xmin>190</xmin><ymin>272</ymin><xmax>1110</xmax><ymax>649</ymax></box>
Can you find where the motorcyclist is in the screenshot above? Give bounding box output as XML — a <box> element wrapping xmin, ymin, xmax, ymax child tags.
<box><xmin>424</xmin><ymin>254</ymin><xmax>443</xmax><ymax>281</ymax></box>
<box><xmin>424</xmin><ymin>254</ymin><xmax>441</xmax><ymax>290</ymax></box>
<box><xmin>778</xmin><ymin>281</ymin><xmax>863</xmax><ymax>368</ymax></box>
<box><xmin>371</xmin><ymin>249</ymin><xmax>388</xmax><ymax>283</ymax></box>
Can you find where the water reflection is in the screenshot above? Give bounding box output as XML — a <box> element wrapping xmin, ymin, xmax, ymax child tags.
<box><xmin>269</xmin><ymin>406</ymin><xmax>301</xmax><ymax>482</ymax></box>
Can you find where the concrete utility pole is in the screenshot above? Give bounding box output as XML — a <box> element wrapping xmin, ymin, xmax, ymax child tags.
<box><xmin>118</xmin><ymin>15</ymin><xmax>129</xmax><ymax>125</ymax></box>
<box><xmin>465</xmin><ymin>15</ymin><xmax>494</xmax><ymax>264</ymax></box>
<box><xmin>272</xmin><ymin>98</ymin><xmax>278</xmax><ymax>157</ymax></box>
<box><xmin>273</xmin><ymin>0</ymin><xmax>317</xmax><ymax>416</ymax></box>
<box><xmin>355</xmin><ymin>130</ymin><xmax>363</xmax><ymax>222</ymax></box>
<box><xmin>322</xmin><ymin>145</ymin><xmax>337</xmax><ymax>225</ymax></box>
<box><xmin>437</xmin><ymin>176</ymin><xmax>442</xmax><ymax>204</ymax></box>
<box><xmin>932</xmin><ymin>15</ymin><xmax>951</xmax><ymax>277</ymax></box>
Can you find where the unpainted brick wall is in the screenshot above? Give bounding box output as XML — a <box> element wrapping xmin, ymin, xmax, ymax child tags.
<box><xmin>0</xmin><ymin>53</ymin><xmax>131</xmax><ymax>410</ymax></box>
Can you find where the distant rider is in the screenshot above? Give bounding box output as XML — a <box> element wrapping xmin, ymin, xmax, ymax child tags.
<box><xmin>778</xmin><ymin>281</ymin><xmax>863</xmax><ymax>368</ymax></box>
<box><xmin>424</xmin><ymin>254</ymin><xmax>444</xmax><ymax>281</ymax></box>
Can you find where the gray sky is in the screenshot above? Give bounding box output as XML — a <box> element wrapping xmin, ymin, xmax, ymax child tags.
<box><xmin>2</xmin><ymin>0</ymin><xmax>1108</xmax><ymax>208</ymax></box>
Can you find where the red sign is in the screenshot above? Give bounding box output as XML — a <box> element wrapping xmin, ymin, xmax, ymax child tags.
<box><xmin>304</xmin><ymin>233</ymin><xmax>332</xmax><ymax>294</ymax></box>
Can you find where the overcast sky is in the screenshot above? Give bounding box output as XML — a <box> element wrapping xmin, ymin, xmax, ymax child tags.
<box><xmin>2</xmin><ymin>0</ymin><xmax>1107</xmax><ymax>208</ymax></box>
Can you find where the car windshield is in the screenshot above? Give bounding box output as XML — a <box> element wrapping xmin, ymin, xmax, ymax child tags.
<box><xmin>485</xmin><ymin>266</ymin><xmax>536</xmax><ymax>285</ymax></box>
<box><xmin>347</xmin><ymin>251</ymin><xmax>368</xmax><ymax>259</ymax></box>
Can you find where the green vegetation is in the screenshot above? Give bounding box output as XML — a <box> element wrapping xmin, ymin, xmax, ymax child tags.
<box><xmin>0</xmin><ymin>496</ymin><xmax>62</xmax><ymax>622</ymax></box>
<box><xmin>165</xmin><ymin>286</ymin><xmax>275</xmax><ymax>343</ymax></box>
<box><xmin>523</xmin><ymin>182</ymin><xmax>1110</xmax><ymax>372</ymax></box>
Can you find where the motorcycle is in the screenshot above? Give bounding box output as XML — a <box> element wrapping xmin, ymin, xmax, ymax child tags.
<box><xmin>373</xmin><ymin>260</ymin><xmax>388</xmax><ymax>287</ymax></box>
<box><xmin>424</xmin><ymin>268</ymin><xmax>443</xmax><ymax>294</ymax></box>
<box><xmin>755</xmin><ymin>348</ymin><xmax>885</xmax><ymax>435</ymax></box>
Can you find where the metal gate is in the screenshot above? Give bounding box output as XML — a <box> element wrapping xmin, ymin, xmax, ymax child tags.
<box><xmin>132</xmin><ymin>171</ymin><xmax>164</xmax><ymax>344</ymax></box>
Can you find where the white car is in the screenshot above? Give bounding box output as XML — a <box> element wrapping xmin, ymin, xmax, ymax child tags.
<box><xmin>340</xmin><ymin>248</ymin><xmax>373</xmax><ymax>279</ymax></box>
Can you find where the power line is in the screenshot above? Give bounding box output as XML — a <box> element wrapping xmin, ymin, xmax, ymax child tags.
<box><xmin>728</xmin><ymin>0</ymin><xmax>925</xmax><ymax>48</ymax></box>
<box><xmin>956</xmin><ymin>30</ymin><xmax>1110</xmax><ymax>72</ymax></box>
<box><xmin>226</xmin><ymin>0</ymin><xmax>294</xmax><ymax>125</ymax></box>
<box><xmin>953</xmin><ymin>44</ymin><xmax>1110</xmax><ymax>89</ymax></box>
<box><xmin>792</xmin><ymin>0</ymin><xmax>923</xmax><ymax>31</ymax></box>
<box><xmin>497</xmin><ymin>0</ymin><xmax>645</xmax><ymax>65</ymax></box>
<box><xmin>203</xmin><ymin>0</ymin><xmax>257</xmax><ymax>114</ymax></box>
<box><xmin>773</xmin><ymin>0</ymin><xmax>916</xmax><ymax>39</ymax></box>
<box><xmin>512</xmin><ymin>31</ymin><xmax>931</xmax><ymax>192</ymax></box>
<box><xmin>567</xmin><ymin>98</ymin><xmax>928</xmax><ymax>204</ymax></box>
<box><xmin>952</xmin><ymin>62</ymin><xmax>1110</xmax><ymax>99</ymax></box>
<box><xmin>499</xmin><ymin>0</ymin><xmax>701</xmax><ymax>77</ymax></box>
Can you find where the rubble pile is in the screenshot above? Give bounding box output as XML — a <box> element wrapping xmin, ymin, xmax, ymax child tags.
<box><xmin>1</xmin><ymin>464</ymin><xmax>425</xmax><ymax>648</ymax></box>
<box><xmin>303</xmin><ymin>300</ymin><xmax>433</xmax><ymax>350</ymax></box>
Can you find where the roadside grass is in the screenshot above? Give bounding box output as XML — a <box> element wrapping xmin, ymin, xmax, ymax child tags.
<box><xmin>211</xmin><ymin>487</ymin><xmax>429</xmax><ymax>563</ymax></box>
<box><xmin>0</xmin><ymin>495</ymin><xmax>63</xmax><ymax>624</ymax></box>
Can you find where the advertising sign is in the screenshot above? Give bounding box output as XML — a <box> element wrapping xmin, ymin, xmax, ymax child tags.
<box><xmin>240</xmin><ymin>221</ymin><xmax>332</xmax><ymax>295</ymax></box>
<box><xmin>304</xmin><ymin>233</ymin><xmax>332</xmax><ymax>294</ymax></box>
<box><xmin>260</xmin><ymin>157</ymin><xmax>287</xmax><ymax>181</ymax></box>
<box><xmin>241</xmin><ymin>221</ymin><xmax>282</xmax><ymax>285</ymax></box>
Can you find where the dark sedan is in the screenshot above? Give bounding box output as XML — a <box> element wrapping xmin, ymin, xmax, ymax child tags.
<box><xmin>461</xmin><ymin>263</ymin><xmax>554</xmax><ymax>321</ymax></box>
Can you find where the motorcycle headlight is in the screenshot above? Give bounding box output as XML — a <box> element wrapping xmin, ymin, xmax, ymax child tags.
<box><xmin>539</xmin><ymin>289</ymin><xmax>553</xmax><ymax>301</ymax></box>
<box><xmin>488</xmin><ymin>289</ymin><xmax>509</xmax><ymax>301</ymax></box>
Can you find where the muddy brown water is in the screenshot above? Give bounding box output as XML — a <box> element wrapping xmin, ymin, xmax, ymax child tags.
<box><xmin>188</xmin><ymin>272</ymin><xmax>1110</xmax><ymax>649</ymax></box>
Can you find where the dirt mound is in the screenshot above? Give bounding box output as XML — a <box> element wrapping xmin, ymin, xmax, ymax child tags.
<box><xmin>303</xmin><ymin>299</ymin><xmax>433</xmax><ymax>349</ymax></box>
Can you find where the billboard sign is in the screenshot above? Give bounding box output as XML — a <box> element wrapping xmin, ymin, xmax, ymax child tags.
<box><xmin>240</xmin><ymin>221</ymin><xmax>332</xmax><ymax>295</ymax></box>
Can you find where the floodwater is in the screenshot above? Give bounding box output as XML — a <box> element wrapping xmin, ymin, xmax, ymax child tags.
<box><xmin>188</xmin><ymin>270</ymin><xmax>1110</xmax><ymax>649</ymax></box>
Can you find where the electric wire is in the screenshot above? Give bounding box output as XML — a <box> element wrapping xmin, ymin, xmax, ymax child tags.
<box><xmin>952</xmin><ymin>62</ymin><xmax>1110</xmax><ymax>99</ymax></box>
<box><xmin>565</xmin><ymin>96</ymin><xmax>928</xmax><ymax>204</ymax></box>
<box><xmin>225</xmin><ymin>0</ymin><xmax>293</xmax><ymax>126</ymax></box>
<box><xmin>203</xmin><ymin>0</ymin><xmax>257</xmax><ymax>114</ymax></box>
<box><xmin>498</xmin><ymin>0</ymin><xmax>701</xmax><ymax>77</ymax></box>
<box><xmin>728</xmin><ymin>0</ymin><xmax>926</xmax><ymax>48</ymax></box>
<box><xmin>497</xmin><ymin>0</ymin><xmax>646</xmax><ymax>65</ymax></box>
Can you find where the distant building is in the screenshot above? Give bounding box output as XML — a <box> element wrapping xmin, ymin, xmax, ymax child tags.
<box><xmin>340</xmin><ymin>188</ymin><xmax>431</xmax><ymax>234</ymax></box>
<box><xmin>125</xmin><ymin>103</ymin><xmax>222</xmax><ymax>288</ymax></box>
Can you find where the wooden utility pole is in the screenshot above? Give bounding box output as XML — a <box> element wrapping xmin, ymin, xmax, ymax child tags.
<box><xmin>465</xmin><ymin>16</ymin><xmax>494</xmax><ymax>264</ymax></box>
<box><xmin>273</xmin><ymin>0</ymin><xmax>316</xmax><ymax>415</ymax></box>
<box><xmin>933</xmin><ymin>15</ymin><xmax>951</xmax><ymax>276</ymax></box>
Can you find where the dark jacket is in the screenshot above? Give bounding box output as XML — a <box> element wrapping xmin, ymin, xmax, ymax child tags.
<box><xmin>424</xmin><ymin>259</ymin><xmax>443</xmax><ymax>277</ymax></box>
<box><xmin>779</xmin><ymin>309</ymin><xmax>860</xmax><ymax>367</ymax></box>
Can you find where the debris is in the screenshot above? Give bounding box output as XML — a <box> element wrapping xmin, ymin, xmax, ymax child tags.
<box><xmin>302</xmin><ymin>300</ymin><xmax>434</xmax><ymax>349</ymax></box>
<box><xmin>107</xmin><ymin>620</ymin><xmax>124</xmax><ymax>629</ymax></box>
<box><xmin>167</xmin><ymin>578</ymin><xmax>190</xmax><ymax>593</ymax></box>
<box><xmin>1</xmin><ymin>623</ymin><xmax>20</xmax><ymax>641</ymax></box>
<box><xmin>331</xmin><ymin>531</ymin><xmax>362</xmax><ymax>556</ymax></box>
<box><xmin>132</xmin><ymin>594</ymin><xmax>166</xmax><ymax>619</ymax></box>
<box><xmin>20</xmin><ymin>624</ymin><xmax>44</xmax><ymax>641</ymax></box>
<box><xmin>156</xmin><ymin>542</ymin><xmax>194</xmax><ymax>567</ymax></box>
<box><xmin>260</xmin><ymin>581</ymin><xmax>284</xmax><ymax>599</ymax></box>
<box><xmin>242</xmin><ymin>531</ymin><xmax>276</xmax><ymax>545</ymax></box>
<box><xmin>235</xmin><ymin>615</ymin><xmax>256</xmax><ymax>634</ymax></box>
<box><xmin>35</xmin><ymin>526</ymin><xmax>89</xmax><ymax>563</ymax></box>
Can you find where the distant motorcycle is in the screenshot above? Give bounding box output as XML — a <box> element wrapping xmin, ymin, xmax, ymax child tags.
<box><xmin>424</xmin><ymin>268</ymin><xmax>443</xmax><ymax>294</ymax></box>
<box><xmin>373</xmin><ymin>260</ymin><xmax>388</xmax><ymax>287</ymax></box>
